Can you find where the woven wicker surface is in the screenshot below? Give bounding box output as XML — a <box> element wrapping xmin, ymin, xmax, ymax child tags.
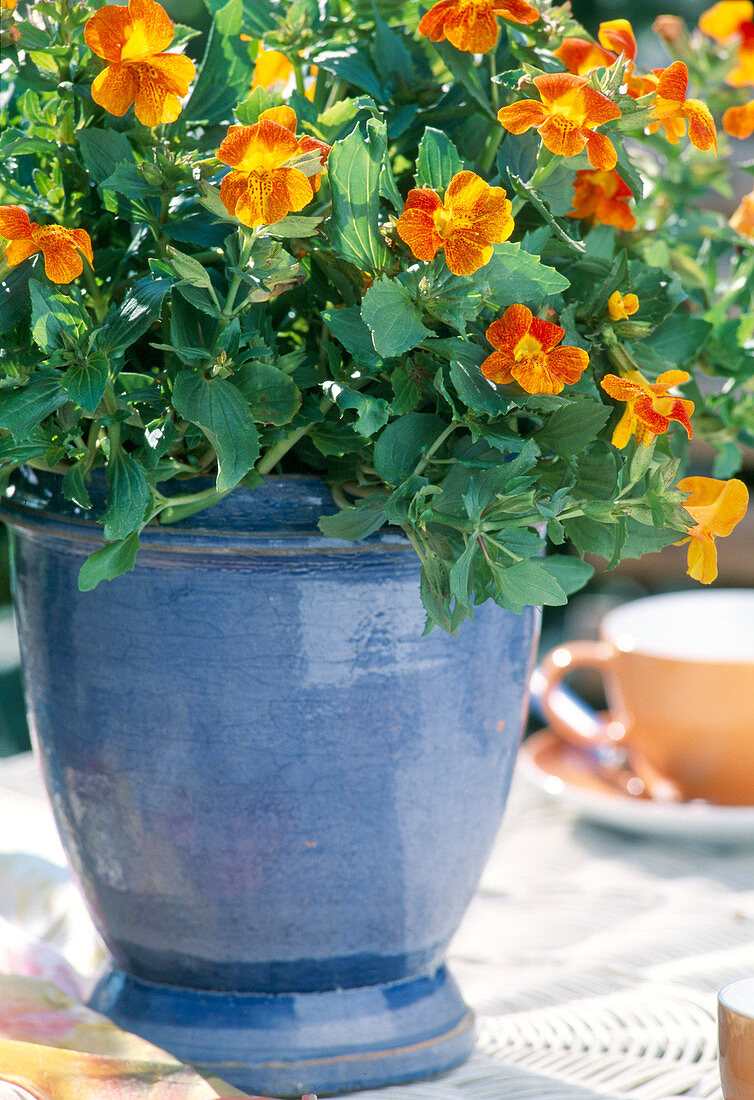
<box><xmin>1</xmin><ymin>752</ymin><xmax>749</xmax><ymax>1099</ymax></box>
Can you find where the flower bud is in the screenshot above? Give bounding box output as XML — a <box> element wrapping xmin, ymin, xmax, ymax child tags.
<box><xmin>653</xmin><ymin>15</ymin><xmax>684</xmax><ymax>44</ymax></box>
<box><xmin>614</xmin><ymin>321</ymin><xmax>653</xmax><ymax>339</ymax></box>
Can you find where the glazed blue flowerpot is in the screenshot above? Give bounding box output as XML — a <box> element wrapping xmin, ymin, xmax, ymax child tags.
<box><xmin>2</xmin><ymin>471</ymin><xmax>539</xmax><ymax>1096</ymax></box>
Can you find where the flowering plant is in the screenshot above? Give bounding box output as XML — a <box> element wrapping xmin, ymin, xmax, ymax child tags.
<box><xmin>0</xmin><ymin>0</ymin><xmax>751</xmax><ymax>629</ymax></box>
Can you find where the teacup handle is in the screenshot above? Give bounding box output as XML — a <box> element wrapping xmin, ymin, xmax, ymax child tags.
<box><xmin>531</xmin><ymin>641</ymin><xmax>683</xmax><ymax>802</ymax></box>
<box><xmin>532</xmin><ymin>641</ymin><xmax>626</xmax><ymax>750</ymax></box>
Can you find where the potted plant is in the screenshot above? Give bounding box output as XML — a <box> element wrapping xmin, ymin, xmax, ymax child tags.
<box><xmin>0</xmin><ymin>0</ymin><xmax>751</xmax><ymax>1093</ymax></box>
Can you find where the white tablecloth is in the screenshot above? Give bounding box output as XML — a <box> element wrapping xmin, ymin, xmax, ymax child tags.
<box><xmin>1</xmin><ymin>750</ymin><xmax>749</xmax><ymax>1100</ymax></box>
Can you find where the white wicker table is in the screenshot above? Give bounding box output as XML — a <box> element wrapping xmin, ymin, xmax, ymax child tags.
<box><xmin>0</xmin><ymin>749</ymin><xmax>747</xmax><ymax>1100</ymax></box>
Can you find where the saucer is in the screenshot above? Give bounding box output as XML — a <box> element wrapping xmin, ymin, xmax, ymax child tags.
<box><xmin>518</xmin><ymin>729</ymin><xmax>754</xmax><ymax>843</ymax></box>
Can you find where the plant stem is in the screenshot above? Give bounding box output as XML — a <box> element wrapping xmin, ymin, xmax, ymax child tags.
<box><xmin>413</xmin><ymin>422</ymin><xmax>460</xmax><ymax>476</ymax></box>
<box><xmin>291</xmin><ymin>55</ymin><xmax>307</xmax><ymax>98</ymax></box>
<box><xmin>255</xmin><ymin>420</ymin><xmax>315</xmax><ymax>476</ymax></box>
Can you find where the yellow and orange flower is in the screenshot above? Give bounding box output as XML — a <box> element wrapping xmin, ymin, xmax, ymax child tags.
<box><xmin>653</xmin><ymin>14</ymin><xmax>685</xmax><ymax>43</ymax></box>
<box><xmin>554</xmin><ymin>37</ymin><xmax>616</xmax><ymax>76</ymax></box>
<box><xmin>644</xmin><ymin>62</ymin><xmax>717</xmax><ymax>151</ymax></box>
<box><xmin>498</xmin><ymin>73</ymin><xmax>621</xmax><ymax>171</ymax></box>
<box><xmin>396</xmin><ymin>171</ymin><xmax>513</xmax><ymax>277</ymax></box>
<box><xmin>567</xmin><ymin>168</ymin><xmax>637</xmax><ymax>230</ymax></box>
<box><xmin>84</xmin><ymin>0</ymin><xmax>196</xmax><ymax>127</ymax></box>
<box><xmin>675</xmin><ymin>475</ymin><xmax>749</xmax><ymax>583</ymax></box>
<box><xmin>417</xmin><ymin>0</ymin><xmax>538</xmax><ymax>55</ymax></box>
<box><xmin>600</xmin><ymin>368</ymin><xmax>694</xmax><ymax>448</ymax></box>
<box><xmin>699</xmin><ymin>0</ymin><xmax>754</xmax><ymax>83</ymax></box>
<box><xmin>729</xmin><ymin>187</ymin><xmax>754</xmax><ymax>236</ymax></box>
<box><xmin>724</xmin><ymin>100</ymin><xmax>754</xmax><ymax>136</ymax></box>
<box><xmin>481</xmin><ymin>304</ymin><xmax>589</xmax><ymax>395</ymax></box>
<box><xmin>252</xmin><ymin>49</ymin><xmax>294</xmax><ymax>91</ymax></box>
<box><xmin>0</xmin><ymin>207</ymin><xmax>93</xmax><ymax>283</ymax></box>
<box><xmin>607</xmin><ymin>291</ymin><xmax>639</xmax><ymax>321</ymax></box>
<box><xmin>1</xmin><ymin>0</ymin><xmax>17</xmax><ymax>11</ymax></box>
<box><xmin>217</xmin><ymin>108</ymin><xmax>328</xmax><ymax>227</ymax></box>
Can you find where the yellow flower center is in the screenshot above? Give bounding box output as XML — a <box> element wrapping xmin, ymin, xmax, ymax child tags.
<box><xmin>514</xmin><ymin>333</ymin><xmax>544</xmax><ymax>361</ymax></box>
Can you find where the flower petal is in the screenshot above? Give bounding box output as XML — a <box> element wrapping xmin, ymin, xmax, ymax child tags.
<box><xmin>491</xmin><ymin>0</ymin><xmax>539</xmax><ymax>25</ymax></box>
<box><xmin>730</xmin><ymin>189</ymin><xmax>754</xmax><ymax>237</ymax></box>
<box><xmin>529</xmin><ymin>315</ymin><xmax>564</xmax><ymax>353</ymax></box>
<box><xmin>554</xmin><ymin>38</ymin><xmax>616</xmax><ymax>76</ymax></box>
<box><xmin>598</xmin><ymin>19</ymin><xmax>637</xmax><ymax>62</ymax></box>
<box><xmin>533</xmin><ymin>72</ymin><xmax>585</xmax><ymax>105</ymax></box>
<box><xmin>577</xmin><ymin>83</ymin><xmax>622</xmax><ymax>126</ymax></box>
<box><xmin>443</xmin><ymin>1</ymin><xmax>499</xmax><ymax>53</ymax></box>
<box><xmin>91</xmin><ymin>63</ymin><xmax>138</xmax><ymax>117</ymax></box>
<box><xmin>685</xmin><ymin>532</ymin><xmax>718</xmax><ymax>584</ymax></box>
<box><xmin>684</xmin><ymin>98</ymin><xmax>717</xmax><ymax>151</ymax></box>
<box><xmin>131</xmin><ymin>62</ymin><xmax>178</xmax><ymax>126</ymax></box>
<box><xmin>497</xmin><ymin>99</ymin><xmax>547</xmax><ymax>134</ymax></box>
<box><xmin>148</xmin><ymin>52</ymin><xmax>196</xmax><ymax>95</ymax></box>
<box><xmin>4</xmin><ymin>238</ymin><xmax>38</xmax><ymax>267</ymax></box>
<box><xmin>252</xmin><ymin>50</ymin><xmax>293</xmax><ymax>91</ymax></box>
<box><xmin>417</xmin><ymin>0</ymin><xmax>456</xmax><ymax>42</ymax></box>
<box><xmin>41</xmin><ymin>241</ymin><xmax>84</xmax><ymax>283</ymax></box>
<box><xmin>610</xmin><ymin>407</ymin><xmax>635</xmax><ymax>449</ymax></box>
<box><xmin>70</xmin><ymin>229</ymin><xmax>94</xmax><ymax>267</ymax></box>
<box><xmin>84</xmin><ymin>4</ymin><xmax>133</xmax><ymax>62</ymax></box>
<box><xmin>546</xmin><ymin>345</ymin><xmax>589</xmax><ymax>384</ymax></box>
<box><xmin>219</xmin><ymin>170</ymin><xmax>247</xmax><ymax>218</ymax></box>
<box><xmin>234</xmin><ymin>167</ymin><xmax>313</xmax><ymax>227</ymax></box>
<box><xmin>699</xmin><ymin>1</ymin><xmax>753</xmax><ymax>41</ymax></box>
<box><xmin>678</xmin><ymin>476</ymin><xmax>749</xmax><ymax>537</ymax></box>
<box><xmin>123</xmin><ymin>0</ymin><xmax>174</xmax><ymax>60</ymax></box>
<box><xmin>218</xmin><ymin>119</ymin><xmax>300</xmax><ymax>172</ymax></box>
<box><xmin>444</xmin><ymin>231</ymin><xmax>492</xmax><ymax>275</ymax></box>
<box><xmin>724</xmin><ymin>101</ymin><xmax>754</xmax><ymax>138</ymax></box>
<box><xmin>538</xmin><ymin>115</ymin><xmax>587</xmax><ymax>159</ymax></box>
<box><xmin>396</xmin><ymin>207</ymin><xmax>442</xmax><ymax>262</ymax></box>
<box><xmin>510</xmin><ymin>357</ymin><xmax>563</xmax><ymax>395</ymax></box>
<box><xmin>0</xmin><ymin>205</ymin><xmax>32</xmax><ymax>240</ymax></box>
<box><xmin>259</xmin><ymin>105</ymin><xmax>298</xmax><ymax>133</ymax></box>
<box><xmin>656</xmin><ymin>61</ymin><xmax>689</xmax><ymax>103</ymax></box>
<box><xmin>584</xmin><ymin>129</ymin><xmax>618</xmax><ymax>171</ymax></box>
<box><xmin>486</xmin><ymin>305</ymin><xmax>533</xmax><ymax>354</ymax></box>
<box><xmin>481</xmin><ymin>351</ymin><xmax>515</xmax><ymax>384</ymax></box>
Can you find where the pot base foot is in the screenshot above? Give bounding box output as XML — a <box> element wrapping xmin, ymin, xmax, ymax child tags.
<box><xmin>90</xmin><ymin>963</ymin><xmax>475</xmax><ymax>1097</ymax></box>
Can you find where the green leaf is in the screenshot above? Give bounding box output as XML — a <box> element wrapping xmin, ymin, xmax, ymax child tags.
<box><xmin>327</xmin><ymin>118</ymin><xmax>392</xmax><ymax>272</ymax></box>
<box><xmin>267</xmin><ymin>214</ymin><xmax>324</xmax><ymax>238</ymax></box>
<box><xmin>373</xmin><ymin>412</ymin><xmax>446</xmax><ymax>484</ymax></box>
<box><xmin>184</xmin><ymin>0</ymin><xmax>251</xmax><ymax>124</ymax></box>
<box><xmin>166</xmin><ymin>246</ymin><xmax>214</xmax><ymax>290</ymax></box>
<box><xmin>449</xmin><ymin>537</ymin><xmax>477</xmax><ymax>608</ymax></box>
<box><xmin>77</xmin><ymin>128</ymin><xmax>136</xmax><ymax>184</ymax></box>
<box><xmin>322</xmin><ymin>305</ymin><xmax>384</xmax><ymax>369</ymax></box>
<box><xmin>0</xmin><ymin>265</ymin><xmax>32</xmax><ymax>336</ymax></box>
<box><xmin>100</xmin><ymin>162</ymin><xmax>160</xmax><ymax>198</ymax></box>
<box><xmin>449</xmin><ymin>359</ymin><xmax>510</xmax><ymax>417</ymax></box>
<box><xmin>78</xmin><ymin>532</ymin><xmax>140</xmax><ymax>592</ymax></box>
<box><xmin>361</xmin><ymin>276</ymin><xmax>430</xmax><ymax>357</ymax></box>
<box><xmin>29</xmin><ymin>281</ymin><xmax>86</xmax><ymax>352</ymax></box>
<box><xmin>0</xmin><ymin>371</ymin><xmax>67</xmax><ymax>439</ymax></box>
<box><xmin>235</xmin><ymin>85</ymin><xmax>277</xmax><ymax>126</ymax></box>
<box><xmin>233</xmin><ymin>362</ymin><xmax>302</xmax><ymax>425</ymax></box>
<box><xmin>98</xmin><ymin>278</ymin><xmax>172</xmax><ymax>356</ymax></box>
<box><xmin>327</xmin><ymin>383</ymin><xmax>390</xmax><ymax>436</ymax></box>
<box><xmin>510</xmin><ymin>173</ymin><xmax>586</xmax><ymax>254</ymax></box>
<box><xmin>391</xmin><ymin>363</ymin><xmax>423</xmax><ymax>414</ymax></box>
<box><xmin>535</xmin><ymin>398</ymin><xmax>611</xmax><ymax>459</ymax></box>
<box><xmin>484</xmin><ymin>243</ymin><xmax>570</xmax><ymax>309</ymax></box>
<box><xmin>313</xmin><ymin>48</ymin><xmax>386</xmax><ymax>101</ymax></box>
<box><xmin>539</xmin><ymin>555</ymin><xmax>594</xmax><ymax>595</ymax></box>
<box><xmin>60</xmin><ymin>351</ymin><xmax>110</xmax><ymax>414</ymax></box>
<box><xmin>318</xmin><ymin>494</ymin><xmax>389</xmax><ymax>539</ymax></box>
<box><xmin>172</xmin><ymin>370</ymin><xmax>260</xmax><ymax>491</ymax></box>
<box><xmin>103</xmin><ymin>448</ymin><xmax>152</xmax><ymax>541</ymax></box>
<box><xmin>492</xmin><ymin>559</ymin><xmax>568</xmax><ymax>612</ymax></box>
<box><xmin>416</xmin><ymin>128</ymin><xmax>463</xmax><ymax>191</ymax></box>
<box><xmin>62</xmin><ymin>460</ymin><xmax>92</xmax><ymax>510</ymax></box>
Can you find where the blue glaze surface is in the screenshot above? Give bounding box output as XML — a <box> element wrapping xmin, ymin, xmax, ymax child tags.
<box><xmin>2</xmin><ymin>471</ymin><xmax>539</xmax><ymax>1095</ymax></box>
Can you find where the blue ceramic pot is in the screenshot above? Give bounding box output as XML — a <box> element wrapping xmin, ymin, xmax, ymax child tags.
<box><xmin>2</xmin><ymin>470</ymin><xmax>539</xmax><ymax>1096</ymax></box>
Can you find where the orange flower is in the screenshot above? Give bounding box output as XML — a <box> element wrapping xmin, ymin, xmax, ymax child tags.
<box><xmin>729</xmin><ymin>188</ymin><xmax>754</xmax><ymax>236</ymax></box>
<box><xmin>1</xmin><ymin>0</ymin><xmax>17</xmax><ymax>10</ymax></box>
<box><xmin>417</xmin><ymin>0</ymin><xmax>538</xmax><ymax>54</ymax></box>
<box><xmin>675</xmin><ymin>476</ymin><xmax>749</xmax><ymax>584</ymax></box>
<box><xmin>0</xmin><ymin>207</ymin><xmax>93</xmax><ymax>283</ymax></box>
<box><xmin>252</xmin><ymin>49</ymin><xmax>294</xmax><ymax>91</ymax></box>
<box><xmin>498</xmin><ymin>74</ymin><xmax>621</xmax><ymax>171</ymax></box>
<box><xmin>84</xmin><ymin>0</ymin><xmax>196</xmax><ymax>127</ymax></box>
<box><xmin>600</xmin><ymin>368</ymin><xmax>694</xmax><ymax>448</ymax></box>
<box><xmin>554</xmin><ymin>37</ymin><xmax>616</xmax><ymax>76</ymax></box>
<box><xmin>646</xmin><ymin>62</ymin><xmax>717</xmax><ymax>151</ymax></box>
<box><xmin>481</xmin><ymin>304</ymin><xmax>589</xmax><ymax>395</ymax></box>
<box><xmin>608</xmin><ymin>290</ymin><xmax>639</xmax><ymax>320</ymax></box>
<box><xmin>598</xmin><ymin>18</ymin><xmax>638</xmax><ymax>62</ymax></box>
<box><xmin>217</xmin><ymin>109</ymin><xmax>324</xmax><ymax>227</ymax></box>
<box><xmin>653</xmin><ymin>14</ymin><xmax>685</xmax><ymax>43</ymax></box>
<box><xmin>252</xmin><ymin>106</ymin><xmax>330</xmax><ymax>191</ymax></box>
<box><xmin>396</xmin><ymin>171</ymin><xmax>513</xmax><ymax>277</ymax></box>
<box><xmin>699</xmin><ymin>1</ymin><xmax>752</xmax><ymax>41</ymax></box>
<box><xmin>724</xmin><ymin>100</ymin><xmax>754</xmax><ymax>135</ymax></box>
<box><xmin>567</xmin><ymin>168</ymin><xmax>637</xmax><ymax>230</ymax></box>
